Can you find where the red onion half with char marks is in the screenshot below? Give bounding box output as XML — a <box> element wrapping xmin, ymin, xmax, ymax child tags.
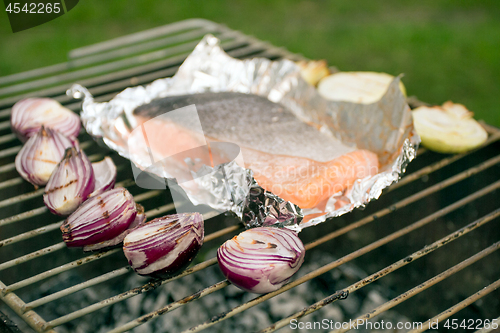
<box><xmin>61</xmin><ymin>188</ymin><xmax>137</xmax><ymax>248</ymax></box>
<box><xmin>15</xmin><ymin>126</ymin><xmax>75</xmax><ymax>187</ymax></box>
<box><xmin>11</xmin><ymin>98</ymin><xmax>80</xmax><ymax>143</ymax></box>
<box><xmin>83</xmin><ymin>203</ymin><xmax>146</xmax><ymax>252</ymax></box>
<box><xmin>123</xmin><ymin>213</ymin><xmax>204</xmax><ymax>278</ymax></box>
<box><xmin>217</xmin><ymin>227</ymin><xmax>305</xmax><ymax>294</ymax></box>
<box><xmin>43</xmin><ymin>147</ymin><xmax>95</xmax><ymax>216</ymax></box>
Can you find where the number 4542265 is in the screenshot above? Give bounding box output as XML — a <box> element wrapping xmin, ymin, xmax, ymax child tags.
<box><xmin>444</xmin><ymin>319</ymin><xmax>498</xmax><ymax>330</ymax></box>
<box><xmin>6</xmin><ymin>3</ymin><xmax>61</xmax><ymax>14</ymax></box>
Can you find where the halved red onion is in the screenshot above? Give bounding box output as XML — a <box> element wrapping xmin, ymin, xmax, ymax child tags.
<box><xmin>11</xmin><ymin>98</ymin><xmax>80</xmax><ymax>143</ymax></box>
<box><xmin>43</xmin><ymin>147</ymin><xmax>95</xmax><ymax>216</ymax></box>
<box><xmin>217</xmin><ymin>227</ymin><xmax>305</xmax><ymax>294</ymax></box>
<box><xmin>89</xmin><ymin>156</ymin><xmax>117</xmax><ymax>197</ymax></box>
<box><xmin>15</xmin><ymin>126</ymin><xmax>75</xmax><ymax>187</ymax></box>
<box><xmin>123</xmin><ymin>213</ymin><xmax>204</xmax><ymax>278</ymax></box>
<box><xmin>61</xmin><ymin>188</ymin><xmax>137</xmax><ymax>248</ymax></box>
<box><xmin>83</xmin><ymin>203</ymin><xmax>146</xmax><ymax>252</ymax></box>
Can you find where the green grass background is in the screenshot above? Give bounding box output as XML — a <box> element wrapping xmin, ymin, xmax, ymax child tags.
<box><xmin>1</xmin><ymin>0</ymin><xmax>499</xmax><ymax>126</ymax></box>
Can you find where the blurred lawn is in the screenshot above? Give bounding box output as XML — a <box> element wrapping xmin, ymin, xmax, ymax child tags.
<box><xmin>1</xmin><ymin>0</ymin><xmax>499</xmax><ymax>126</ymax></box>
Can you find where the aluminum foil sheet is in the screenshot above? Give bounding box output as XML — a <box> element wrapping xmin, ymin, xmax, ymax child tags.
<box><xmin>68</xmin><ymin>34</ymin><xmax>419</xmax><ymax>232</ymax></box>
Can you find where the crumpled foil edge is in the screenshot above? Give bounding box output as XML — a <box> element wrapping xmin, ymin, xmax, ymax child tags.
<box><xmin>68</xmin><ymin>34</ymin><xmax>419</xmax><ymax>232</ymax></box>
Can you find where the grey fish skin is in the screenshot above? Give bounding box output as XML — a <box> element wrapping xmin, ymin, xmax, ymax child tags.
<box><xmin>133</xmin><ymin>92</ymin><xmax>354</xmax><ymax>162</ymax></box>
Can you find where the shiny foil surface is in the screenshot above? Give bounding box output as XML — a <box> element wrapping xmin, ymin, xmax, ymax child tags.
<box><xmin>68</xmin><ymin>34</ymin><xmax>419</xmax><ymax>232</ymax></box>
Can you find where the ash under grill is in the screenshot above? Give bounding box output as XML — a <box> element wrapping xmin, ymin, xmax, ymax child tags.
<box><xmin>1</xmin><ymin>19</ymin><xmax>499</xmax><ymax>333</ymax></box>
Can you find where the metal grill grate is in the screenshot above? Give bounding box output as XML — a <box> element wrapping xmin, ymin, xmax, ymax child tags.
<box><xmin>1</xmin><ymin>19</ymin><xmax>499</xmax><ymax>333</ymax></box>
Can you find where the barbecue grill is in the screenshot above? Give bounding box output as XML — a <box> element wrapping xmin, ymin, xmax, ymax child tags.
<box><xmin>0</xmin><ymin>19</ymin><xmax>499</xmax><ymax>333</ymax></box>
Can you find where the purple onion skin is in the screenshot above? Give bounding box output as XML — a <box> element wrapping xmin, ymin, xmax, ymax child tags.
<box><xmin>43</xmin><ymin>147</ymin><xmax>95</xmax><ymax>216</ymax></box>
<box><xmin>83</xmin><ymin>204</ymin><xmax>146</xmax><ymax>252</ymax></box>
<box><xmin>61</xmin><ymin>188</ymin><xmax>137</xmax><ymax>248</ymax></box>
<box><xmin>15</xmin><ymin>126</ymin><xmax>75</xmax><ymax>187</ymax></box>
<box><xmin>123</xmin><ymin>213</ymin><xmax>204</xmax><ymax>278</ymax></box>
<box><xmin>11</xmin><ymin>98</ymin><xmax>81</xmax><ymax>143</ymax></box>
<box><xmin>217</xmin><ymin>227</ymin><xmax>305</xmax><ymax>294</ymax></box>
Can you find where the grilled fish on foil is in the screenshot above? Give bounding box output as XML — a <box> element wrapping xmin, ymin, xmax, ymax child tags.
<box><xmin>132</xmin><ymin>92</ymin><xmax>379</xmax><ymax>210</ymax></box>
<box><xmin>68</xmin><ymin>34</ymin><xmax>419</xmax><ymax>232</ymax></box>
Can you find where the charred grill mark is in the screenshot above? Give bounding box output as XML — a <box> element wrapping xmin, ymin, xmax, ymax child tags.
<box><xmin>45</xmin><ymin>179</ymin><xmax>78</xmax><ymax>193</ymax></box>
<box><xmin>179</xmin><ymin>290</ymin><xmax>202</xmax><ymax>304</ymax></box>
<box><xmin>175</xmin><ymin>230</ymin><xmax>190</xmax><ymax>244</ymax></box>
<box><xmin>210</xmin><ymin>311</ymin><xmax>227</xmax><ymax>322</ymax></box>
<box><xmin>136</xmin><ymin>204</ymin><xmax>144</xmax><ymax>214</ymax></box>
<box><xmin>64</xmin><ymin>148</ymin><xmax>76</xmax><ymax>159</ymax></box>
<box><xmin>30</xmin><ymin>157</ymin><xmax>58</xmax><ymax>164</ymax></box>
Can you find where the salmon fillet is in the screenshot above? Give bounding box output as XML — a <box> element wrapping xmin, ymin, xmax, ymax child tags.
<box><xmin>131</xmin><ymin>92</ymin><xmax>379</xmax><ymax>209</ymax></box>
<box><xmin>243</xmin><ymin>148</ymin><xmax>379</xmax><ymax>208</ymax></box>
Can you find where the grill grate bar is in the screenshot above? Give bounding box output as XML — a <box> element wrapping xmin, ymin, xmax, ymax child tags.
<box><xmin>0</xmin><ymin>139</ymin><xmax>93</xmax><ymax>163</ymax></box>
<box><xmin>0</xmin><ymin>221</ymin><xmax>61</xmax><ymax>247</ymax></box>
<box><xmin>0</xmin><ymin>31</ymin><xmax>250</xmax><ymax>101</ymax></box>
<box><xmin>0</xmin><ymin>20</ymin><xmax>218</xmax><ymax>85</ymax></box>
<box><xmin>0</xmin><ymin>207</ymin><xmax>47</xmax><ymax>228</ymax></box>
<box><xmin>23</xmin><ymin>226</ymin><xmax>241</xmax><ymax>312</ymax></box>
<box><xmin>1</xmin><ymin>249</ymin><xmax>122</xmax><ymax>294</ymax></box>
<box><xmin>0</xmin><ymin>162</ymin><xmax>15</xmax><ymax>173</ymax></box>
<box><xmin>0</xmin><ymin>152</ymin><xmax>105</xmax><ymax>205</ymax></box>
<box><xmin>20</xmin><ymin>162</ymin><xmax>499</xmax><ymax>329</ymax></box>
<box><xmin>0</xmin><ymin>154</ymin><xmax>123</xmax><ymax>195</ymax></box>
<box><xmin>0</xmin><ymin>155</ymin><xmax>111</xmax><ymax>222</ymax></box>
<box><xmin>408</xmin><ymin>279</ymin><xmax>500</xmax><ymax>333</ymax></box>
<box><xmin>0</xmin><ymin>40</ymin><xmax>295</xmax><ymax>117</ymax></box>
<box><xmin>0</xmin><ymin>188</ymin><xmax>45</xmax><ymax>209</ymax></box>
<box><xmin>0</xmin><ymin>243</ymin><xmax>66</xmax><ymax>272</ymax></box>
<box><xmin>0</xmin><ymin>193</ymin><xmax>167</xmax><ymax>272</ymax></box>
<box><xmin>44</xmin><ymin>258</ymin><xmax>222</xmax><ymax>330</ymax></box>
<box><xmin>333</xmin><ymin>242</ymin><xmax>500</xmax><ymax>333</ymax></box>
<box><xmin>0</xmin><ymin>146</ymin><xmax>21</xmax><ymax>159</ymax></box>
<box><xmin>41</xmin><ymin>224</ymin><xmax>241</xmax><ymax>328</ymax></box>
<box><xmin>389</xmin><ymin>130</ymin><xmax>500</xmax><ymax>192</ymax></box>
<box><xmin>0</xmin><ymin>281</ymin><xmax>55</xmax><ymax>333</ymax></box>
<box><xmin>22</xmin><ymin>163</ymin><xmax>500</xmax><ymax>331</ymax></box>
<box><xmin>1</xmin><ymin>141</ymin><xmax>498</xmax><ymax>331</ymax></box>
<box><xmin>0</xmin><ymin>191</ymin><xmax>169</xmax><ymax>270</ymax></box>
<box><xmin>14</xmin><ymin>204</ymin><xmax>180</xmax><ymax>310</ymax></box>
<box><xmin>0</xmin><ymin>139</ymin><xmax>96</xmax><ymax>176</ymax></box>
<box><xmin>61</xmin><ymin>29</ymin><xmax>216</xmax><ymax>70</ymax></box>
<box><xmin>1</xmin><ymin>21</ymin><xmax>498</xmax><ymax>333</ymax></box>
<box><xmin>0</xmin><ymin>134</ymin><xmax>16</xmax><ymax>145</ymax></box>
<box><xmin>68</xmin><ymin>19</ymin><xmax>220</xmax><ymax>59</ymax></box>
<box><xmin>0</xmin><ymin>176</ymin><xmax>131</xmax><ymax>228</ymax></box>
<box><xmin>0</xmin><ymin>178</ymin><xmax>23</xmax><ymax>191</ymax></box>
<box><xmin>0</xmin><ymin>31</ymin><xmax>235</xmax><ymax>97</ymax></box>
<box><xmin>259</xmin><ymin>207</ymin><xmax>500</xmax><ymax>332</ymax></box>
<box><xmin>106</xmin><ymin>280</ymin><xmax>231</xmax><ymax>333</ymax></box>
<box><xmin>0</xmin><ymin>182</ymin><xmax>165</xmax><ymax>247</ymax></box>
<box><xmin>179</xmin><ymin>181</ymin><xmax>500</xmax><ymax>333</ymax></box>
<box><xmin>0</xmin><ymin>121</ymin><xmax>10</xmax><ymax>130</ymax></box>
<box><xmin>0</xmin><ymin>128</ymin><xmax>85</xmax><ymax>149</ymax></box>
<box><xmin>112</xmin><ymin>181</ymin><xmax>500</xmax><ymax>333</ymax></box>
<box><xmin>22</xmin><ymin>267</ymin><xmax>131</xmax><ymax>312</ymax></box>
<box><xmin>0</xmin><ymin>38</ymin><xmax>280</xmax><ymax>115</ymax></box>
<box><xmin>305</xmin><ymin>154</ymin><xmax>500</xmax><ymax>251</ymax></box>
<box><xmin>0</xmin><ymin>136</ymin><xmax>83</xmax><ymax>158</ymax></box>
